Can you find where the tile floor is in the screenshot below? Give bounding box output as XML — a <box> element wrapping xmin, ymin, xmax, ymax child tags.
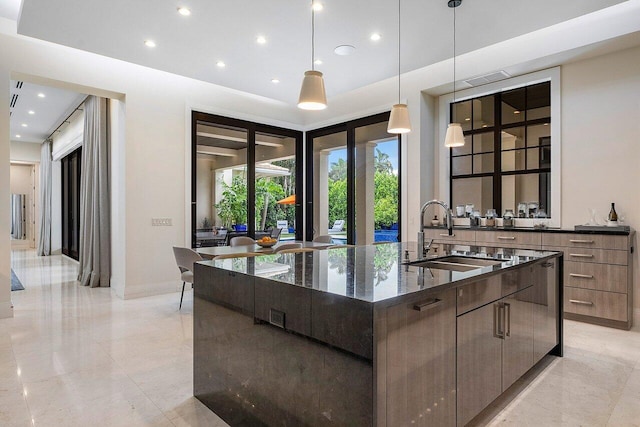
<box><xmin>2</xmin><ymin>249</ymin><xmax>639</xmax><ymax>426</ymax></box>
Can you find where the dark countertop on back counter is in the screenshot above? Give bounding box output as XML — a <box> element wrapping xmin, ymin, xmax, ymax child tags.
<box><xmin>424</xmin><ymin>225</ymin><xmax>633</xmax><ymax>235</ymax></box>
<box><xmin>196</xmin><ymin>242</ymin><xmax>561</xmax><ymax>306</ymax></box>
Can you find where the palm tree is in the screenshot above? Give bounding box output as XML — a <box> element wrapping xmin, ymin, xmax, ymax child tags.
<box><xmin>375</xmin><ymin>149</ymin><xmax>393</xmax><ymax>174</ymax></box>
<box><xmin>329</xmin><ymin>158</ymin><xmax>347</xmax><ymax>181</ymax></box>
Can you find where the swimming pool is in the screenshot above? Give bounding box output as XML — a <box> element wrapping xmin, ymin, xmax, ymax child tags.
<box><xmin>330</xmin><ymin>229</ymin><xmax>399</xmax><ymax>244</ymax></box>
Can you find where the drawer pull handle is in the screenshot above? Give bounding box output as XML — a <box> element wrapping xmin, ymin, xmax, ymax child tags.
<box><xmin>439</xmin><ymin>233</ymin><xmax>455</xmax><ymax>237</ymax></box>
<box><xmin>569</xmin><ymin>299</ymin><xmax>594</xmax><ymax>306</ymax></box>
<box><xmin>569</xmin><ymin>253</ymin><xmax>594</xmax><ymax>258</ymax></box>
<box><xmin>413</xmin><ymin>298</ymin><xmax>443</xmax><ymax>312</ymax></box>
<box><xmin>498</xmin><ymin>236</ymin><xmax>516</xmax><ymax>240</ymax></box>
<box><xmin>570</xmin><ymin>239</ymin><xmax>594</xmax><ymax>244</ymax></box>
<box><xmin>569</xmin><ymin>273</ymin><xmax>594</xmax><ymax>279</ymax></box>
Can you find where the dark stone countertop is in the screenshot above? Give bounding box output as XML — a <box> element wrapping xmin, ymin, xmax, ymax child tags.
<box><xmin>197</xmin><ymin>242</ymin><xmax>561</xmax><ymax>305</ymax></box>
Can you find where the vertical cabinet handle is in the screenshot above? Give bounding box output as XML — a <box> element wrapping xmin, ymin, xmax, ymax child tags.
<box><xmin>504</xmin><ymin>303</ymin><xmax>511</xmax><ymax>338</ymax></box>
<box><xmin>493</xmin><ymin>303</ymin><xmax>505</xmax><ymax>339</ymax></box>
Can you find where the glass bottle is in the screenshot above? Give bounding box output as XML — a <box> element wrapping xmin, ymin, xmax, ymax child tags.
<box><xmin>608</xmin><ymin>203</ymin><xmax>618</xmax><ymax>222</ymax></box>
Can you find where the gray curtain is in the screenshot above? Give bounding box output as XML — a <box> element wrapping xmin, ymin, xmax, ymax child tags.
<box><xmin>37</xmin><ymin>141</ymin><xmax>52</xmax><ymax>255</ymax></box>
<box><xmin>11</xmin><ymin>194</ymin><xmax>25</xmax><ymax>239</ymax></box>
<box><xmin>77</xmin><ymin>96</ymin><xmax>111</xmax><ymax>287</ymax></box>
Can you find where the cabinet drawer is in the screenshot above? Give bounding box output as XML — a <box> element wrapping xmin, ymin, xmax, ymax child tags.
<box><xmin>457</xmin><ymin>274</ymin><xmax>502</xmax><ymax>315</ymax></box>
<box><xmin>564</xmin><ymin>261</ymin><xmax>628</xmax><ymax>293</ymax></box>
<box><xmin>564</xmin><ymin>287</ymin><xmax>627</xmax><ymax>322</ymax></box>
<box><xmin>475</xmin><ymin>230</ymin><xmax>542</xmax><ymax>247</ymax></box>
<box><xmin>545</xmin><ymin>246</ymin><xmax>628</xmax><ymax>266</ymax></box>
<box><xmin>423</xmin><ymin>228</ymin><xmax>475</xmax><ymax>243</ymax></box>
<box><xmin>542</xmin><ymin>233</ymin><xmax>628</xmax><ymax>250</ymax></box>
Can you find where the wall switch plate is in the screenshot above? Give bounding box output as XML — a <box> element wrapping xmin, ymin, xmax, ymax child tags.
<box><xmin>152</xmin><ymin>218</ymin><xmax>172</xmax><ymax>226</ymax></box>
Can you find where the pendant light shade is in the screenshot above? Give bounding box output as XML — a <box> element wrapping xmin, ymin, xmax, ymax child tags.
<box><xmin>388</xmin><ymin>0</ymin><xmax>411</xmax><ymax>134</ymax></box>
<box><xmin>388</xmin><ymin>104</ymin><xmax>411</xmax><ymax>134</ymax></box>
<box><xmin>444</xmin><ymin>123</ymin><xmax>465</xmax><ymax>147</ymax></box>
<box><xmin>298</xmin><ymin>70</ymin><xmax>327</xmax><ymax>110</ymax></box>
<box><xmin>298</xmin><ymin>3</ymin><xmax>327</xmax><ymax>110</ymax></box>
<box><xmin>445</xmin><ymin>0</ymin><xmax>464</xmax><ymax>148</ymax></box>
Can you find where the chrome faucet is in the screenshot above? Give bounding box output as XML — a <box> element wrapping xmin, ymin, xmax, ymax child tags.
<box><xmin>418</xmin><ymin>199</ymin><xmax>453</xmax><ymax>258</ymax></box>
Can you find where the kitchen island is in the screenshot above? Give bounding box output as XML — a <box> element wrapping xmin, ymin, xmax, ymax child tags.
<box><xmin>193</xmin><ymin>243</ymin><xmax>562</xmax><ymax>426</ymax></box>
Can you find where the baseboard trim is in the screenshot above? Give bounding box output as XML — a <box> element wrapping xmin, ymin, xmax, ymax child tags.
<box><xmin>122</xmin><ymin>280</ymin><xmax>180</xmax><ymax>300</ymax></box>
<box><xmin>0</xmin><ymin>300</ymin><xmax>14</xmax><ymax>319</ymax></box>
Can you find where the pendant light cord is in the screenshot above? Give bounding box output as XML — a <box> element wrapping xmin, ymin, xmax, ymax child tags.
<box><xmin>452</xmin><ymin>3</ymin><xmax>456</xmax><ymax>103</ymax></box>
<box><xmin>311</xmin><ymin>4</ymin><xmax>315</xmax><ymax>71</ymax></box>
<box><xmin>397</xmin><ymin>0</ymin><xmax>401</xmax><ymax>103</ymax></box>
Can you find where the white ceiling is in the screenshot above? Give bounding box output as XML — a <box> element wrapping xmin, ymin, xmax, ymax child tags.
<box><xmin>0</xmin><ymin>0</ymin><xmax>640</xmax><ymax>142</ymax></box>
<box><xmin>9</xmin><ymin>80</ymin><xmax>86</xmax><ymax>143</ymax></box>
<box><xmin>10</xmin><ymin>0</ymin><xmax>628</xmax><ymax>106</ymax></box>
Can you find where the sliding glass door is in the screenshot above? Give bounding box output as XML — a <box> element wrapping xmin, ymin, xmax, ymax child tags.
<box><xmin>306</xmin><ymin>113</ymin><xmax>401</xmax><ymax>244</ymax></box>
<box><xmin>191</xmin><ymin>112</ymin><xmax>303</xmax><ymax>248</ymax></box>
<box><xmin>61</xmin><ymin>148</ymin><xmax>81</xmax><ymax>260</ymax></box>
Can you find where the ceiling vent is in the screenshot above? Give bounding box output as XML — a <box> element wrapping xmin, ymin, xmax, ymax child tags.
<box><xmin>10</xmin><ymin>94</ymin><xmax>19</xmax><ymax>108</ymax></box>
<box><xmin>15</xmin><ymin>81</ymin><xmax>23</xmax><ymax>89</ymax></box>
<box><xmin>463</xmin><ymin>71</ymin><xmax>510</xmax><ymax>87</ymax></box>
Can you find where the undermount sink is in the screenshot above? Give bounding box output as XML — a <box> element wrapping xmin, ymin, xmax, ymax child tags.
<box><xmin>409</xmin><ymin>256</ymin><xmax>503</xmax><ymax>272</ymax></box>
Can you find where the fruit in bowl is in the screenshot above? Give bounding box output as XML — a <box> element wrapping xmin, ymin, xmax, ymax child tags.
<box><xmin>256</xmin><ymin>236</ymin><xmax>277</xmax><ymax>248</ymax></box>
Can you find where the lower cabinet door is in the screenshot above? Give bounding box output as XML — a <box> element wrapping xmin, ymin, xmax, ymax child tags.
<box><xmin>502</xmin><ymin>289</ymin><xmax>534</xmax><ymax>391</ymax></box>
<box><xmin>456</xmin><ymin>302</ymin><xmax>502</xmax><ymax>427</ymax></box>
<box><xmin>385</xmin><ymin>288</ymin><xmax>457</xmax><ymax>427</ymax></box>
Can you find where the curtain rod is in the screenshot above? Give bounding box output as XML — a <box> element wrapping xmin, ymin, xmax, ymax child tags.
<box><xmin>45</xmin><ymin>94</ymin><xmax>90</xmax><ymax>143</ymax></box>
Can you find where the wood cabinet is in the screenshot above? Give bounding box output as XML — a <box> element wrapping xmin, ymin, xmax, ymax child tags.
<box><xmin>456</xmin><ymin>301</ymin><xmax>502</xmax><ymax>426</ymax></box>
<box><xmin>438</xmin><ymin>228</ymin><xmax>634</xmax><ymax>330</ymax></box>
<box><xmin>456</xmin><ymin>259</ymin><xmax>558</xmax><ymax>426</ymax></box>
<box><xmin>543</xmin><ymin>232</ymin><xmax>634</xmax><ymax>330</ymax></box>
<box><xmin>475</xmin><ymin>230</ymin><xmax>542</xmax><ymax>249</ymax></box>
<box><xmin>384</xmin><ymin>288</ymin><xmax>457</xmax><ymax>427</ymax></box>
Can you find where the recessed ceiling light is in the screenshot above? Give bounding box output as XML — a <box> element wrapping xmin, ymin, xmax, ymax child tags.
<box><xmin>271</xmin><ymin>78</ymin><xmax>280</xmax><ymax>84</ymax></box>
<box><xmin>314</xmin><ymin>59</ymin><xmax>323</xmax><ymax>65</ymax></box>
<box><xmin>216</xmin><ymin>61</ymin><xmax>226</xmax><ymax>68</ymax></box>
<box><xmin>177</xmin><ymin>7</ymin><xmax>191</xmax><ymax>16</ymax></box>
<box><xmin>543</xmin><ymin>123</ymin><xmax>549</xmax><ymax>126</ymax></box>
<box><xmin>370</xmin><ymin>33</ymin><xmax>382</xmax><ymax>41</ymax></box>
<box><xmin>144</xmin><ymin>40</ymin><xmax>156</xmax><ymax>48</ymax></box>
<box><xmin>514</xmin><ymin>110</ymin><xmax>520</xmax><ymax>114</ymax></box>
<box><xmin>28</xmin><ymin>110</ymin><xmax>35</xmax><ymax>115</ymax></box>
<box><xmin>256</xmin><ymin>36</ymin><xmax>267</xmax><ymax>45</ymax></box>
<box><xmin>464</xmin><ymin>117</ymin><xmax>470</xmax><ymax>121</ymax></box>
<box><xmin>312</xmin><ymin>1</ymin><xmax>323</xmax><ymax>11</ymax></box>
<box><xmin>334</xmin><ymin>45</ymin><xmax>356</xmax><ymax>56</ymax></box>
<box><xmin>482</xmin><ymin>124</ymin><xmax>488</xmax><ymax>128</ymax></box>
<box><xmin>37</xmin><ymin>93</ymin><xmax>45</xmax><ymax>98</ymax></box>
<box><xmin>15</xmin><ymin>134</ymin><xmax>21</xmax><ymax>138</ymax></box>
<box><xmin>21</xmin><ymin>123</ymin><xmax>27</xmax><ymax>127</ymax></box>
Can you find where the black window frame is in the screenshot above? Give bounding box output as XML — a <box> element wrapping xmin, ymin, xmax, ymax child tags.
<box><xmin>449</xmin><ymin>81</ymin><xmax>551</xmax><ymax>216</ymax></box>
<box><xmin>191</xmin><ymin>111</ymin><xmax>304</xmax><ymax>248</ymax></box>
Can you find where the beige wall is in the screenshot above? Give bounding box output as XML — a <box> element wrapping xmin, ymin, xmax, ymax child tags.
<box><xmin>561</xmin><ymin>46</ymin><xmax>640</xmax><ymax>315</ymax></box>
<box><xmin>10</xmin><ymin>141</ymin><xmax>40</xmax><ymax>163</ymax></box>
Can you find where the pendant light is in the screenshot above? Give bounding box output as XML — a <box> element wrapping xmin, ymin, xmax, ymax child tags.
<box><xmin>298</xmin><ymin>1</ymin><xmax>327</xmax><ymax>110</ymax></box>
<box><xmin>444</xmin><ymin>0</ymin><xmax>465</xmax><ymax>148</ymax></box>
<box><xmin>387</xmin><ymin>0</ymin><xmax>411</xmax><ymax>134</ymax></box>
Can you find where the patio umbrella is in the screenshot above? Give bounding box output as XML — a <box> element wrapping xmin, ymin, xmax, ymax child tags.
<box><xmin>276</xmin><ymin>195</ymin><xmax>296</xmax><ymax>205</ymax></box>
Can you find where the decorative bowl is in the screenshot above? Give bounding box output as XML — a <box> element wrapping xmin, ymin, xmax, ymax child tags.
<box><xmin>256</xmin><ymin>239</ymin><xmax>277</xmax><ymax>248</ymax></box>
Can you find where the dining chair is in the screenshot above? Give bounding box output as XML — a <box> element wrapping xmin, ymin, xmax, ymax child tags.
<box><xmin>277</xmin><ymin>247</ymin><xmax>316</xmax><ymax>254</ymax></box>
<box><xmin>274</xmin><ymin>243</ymin><xmax>303</xmax><ymax>252</ymax></box>
<box><xmin>312</xmin><ymin>234</ymin><xmax>333</xmax><ymax>243</ymax></box>
<box><xmin>230</xmin><ymin>236</ymin><xmax>256</xmax><ymax>247</ymax></box>
<box><xmin>213</xmin><ymin>252</ymin><xmax>262</xmax><ymax>260</ymax></box>
<box><xmin>172</xmin><ymin>246</ymin><xmax>204</xmax><ymax>310</ymax></box>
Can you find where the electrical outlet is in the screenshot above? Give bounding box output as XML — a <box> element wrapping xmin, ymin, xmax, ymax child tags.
<box><xmin>152</xmin><ymin>218</ymin><xmax>172</xmax><ymax>226</ymax></box>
